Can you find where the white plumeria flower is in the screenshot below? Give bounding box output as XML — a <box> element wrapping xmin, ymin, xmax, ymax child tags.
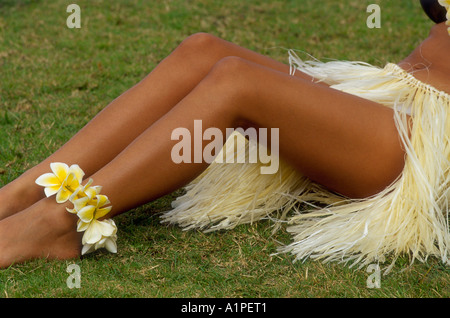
<box><xmin>438</xmin><ymin>0</ymin><xmax>450</xmax><ymax>34</ymax></box>
<box><xmin>81</xmin><ymin>219</ymin><xmax>118</xmax><ymax>255</ymax></box>
<box><xmin>35</xmin><ymin>162</ymin><xmax>118</xmax><ymax>255</ymax></box>
<box><xmin>67</xmin><ymin>183</ymin><xmax>116</xmax><ymax>254</ymax></box>
<box><xmin>35</xmin><ymin>162</ymin><xmax>85</xmax><ymax>203</ymax></box>
<box><xmin>66</xmin><ymin>178</ymin><xmax>102</xmax><ymax>213</ymax></box>
<box><xmin>68</xmin><ymin>178</ymin><xmax>102</xmax><ymax>203</ymax></box>
<box><xmin>75</xmin><ymin>194</ymin><xmax>112</xmax><ymax>229</ymax></box>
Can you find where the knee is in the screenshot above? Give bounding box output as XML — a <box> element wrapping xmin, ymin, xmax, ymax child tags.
<box><xmin>176</xmin><ymin>32</ymin><xmax>223</xmax><ymax>57</ymax></box>
<box><xmin>208</xmin><ymin>56</ymin><xmax>254</xmax><ymax>83</ymax></box>
<box><xmin>203</xmin><ymin>56</ymin><xmax>255</xmax><ymax>101</ymax></box>
<box><xmin>176</xmin><ymin>33</ymin><xmax>255</xmax><ymax>85</ymax></box>
<box><xmin>199</xmin><ymin>57</ymin><xmax>257</xmax><ymax>125</ymax></box>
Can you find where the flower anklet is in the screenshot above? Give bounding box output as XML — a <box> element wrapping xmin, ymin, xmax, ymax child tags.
<box><xmin>35</xmin><ymin>162</ymin><xmax>118</xmax><ymax>255</ymax></box>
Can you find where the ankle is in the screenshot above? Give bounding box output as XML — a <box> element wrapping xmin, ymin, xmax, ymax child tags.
<box><xmin>42</xmin><ymin>200</ymin><xmax>82</xmax><ymax>259</ymax></box>
<box><xmin>0</xmin><ymin>176</ymin><xmax>44</xmax><ymax>217</ymax></box>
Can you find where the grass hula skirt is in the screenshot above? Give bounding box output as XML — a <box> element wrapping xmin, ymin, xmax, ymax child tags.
<box><xmin>162</xmin><ymin>52</ymin><xmax>450</xmax><ymax>273</ymax></box>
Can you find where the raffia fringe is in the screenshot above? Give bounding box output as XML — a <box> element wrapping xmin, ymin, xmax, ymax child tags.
<box><xmin>161</xmin><ymin>51</ymin><xmax>450</xmax><ymax>273</ymax></box>
<box><xmin>163</xmin><ymin>135</ymin><xmax>342</xmax><ymax>232</ymax></box>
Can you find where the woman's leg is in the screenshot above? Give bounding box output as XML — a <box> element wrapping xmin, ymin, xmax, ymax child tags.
<box><xmin>0</xmin><ymin>56</ymin><xmax>405</xmax><ymax>268</ymax></box>
<box><xmin>0</xmin><ymin>33</ymin><xmax>322</xmax><ymax>220</ymax></box>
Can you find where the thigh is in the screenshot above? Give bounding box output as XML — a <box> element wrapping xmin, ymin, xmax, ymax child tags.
<box><xmin>209</xmin><ymin>57</ymin><xmax>406</xmax><ymax>198</ymax></box>
<box><xmin>170</xmin><ymin>33</ymin><xmax>327</xmax><ymax>86</ymax></box>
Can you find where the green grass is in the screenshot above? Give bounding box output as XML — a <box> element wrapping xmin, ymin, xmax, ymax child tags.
<box><xmin>0</xmin><ymin>0</ymin><xmax>448</xmax><ymax>298</ymax></box>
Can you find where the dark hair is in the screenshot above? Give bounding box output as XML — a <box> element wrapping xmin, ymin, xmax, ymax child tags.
<box><xmin>420</xmin><ymin>0</ymin><xmax>447</xmax><ymax>23</ymax></box>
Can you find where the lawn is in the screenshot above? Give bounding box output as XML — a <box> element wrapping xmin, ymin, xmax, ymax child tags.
<box><xmin>0</xmin><ymin>0</ymin><xmax>448</xmax><ymax>299</ymax></box>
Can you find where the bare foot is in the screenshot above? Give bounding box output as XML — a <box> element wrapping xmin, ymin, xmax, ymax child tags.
<box><xmin>0</xmin><ymin>197</ymin><xmax>82</xmax><ymax>269</ymax></box>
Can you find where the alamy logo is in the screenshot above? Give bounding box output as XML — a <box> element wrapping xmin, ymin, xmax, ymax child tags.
<box><xmin>66</xmin><ymin>4</ymin><xmax>81</xmax><ymax>29</ymax></box>
<box><xmin>366</xmin><ymin>264</ymin><xmax>381</xmax><ymax>288</ymax></box>
<box><xmin>171</xmin><ymin>120</ymin><xmax>280</xmax><ymax>174</ymax></box>
<box><xmin>66</xmin><ymin>264</ymin><xmax>81</xmax><ymax>289</ymax></box>
<box><xmin>367</xmin><ymin>4</ymin><xmax>381</xmax><ymax>29</ymax></box>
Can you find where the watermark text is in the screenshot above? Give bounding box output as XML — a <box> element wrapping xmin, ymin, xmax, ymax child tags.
<box><xmin>366</xmin><ymin>4</ymin><xmax>381</xmax><ymax>29</ymax></box>
<box><xmin>366</xmin><ymin>264</ymin><xmax>381</xmax><ymax>288</ymax></box>
<box><xmin>66</xmin><ymin>4</ymin><xmax>81</xmax><ymax>29</ymax></box>
<box><xmin>171</xmin><ymin>120</ymin><xmax>279</xmax><ymax>174</ymax></box>
<box><xmin>66</xmin><ymin>263</ymin><xmax>81</xmax><ymax>289</ymax></box>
